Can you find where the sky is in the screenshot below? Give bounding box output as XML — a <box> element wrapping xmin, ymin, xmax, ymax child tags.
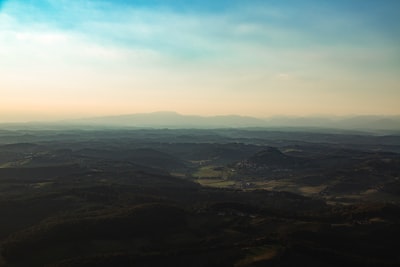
<box><xmin>1</xmin><ymin>0</ymin><xmax>400</xmax><ymax>122</ymax></box>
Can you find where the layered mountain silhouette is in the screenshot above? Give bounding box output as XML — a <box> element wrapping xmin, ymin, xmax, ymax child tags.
<box><xmin>71</xmin><ymin>111</ymin><xmax>265</xmax><ymax>128</ymax></box>
<box><xmin>2</xmin><ymin>112</ymin><xmax>399</xmax><ymax>131</ymax></box>
<box><xmin>67</xmin><ymin>112</ymin><xmax>400</xmax><ymax>131</ymax></box>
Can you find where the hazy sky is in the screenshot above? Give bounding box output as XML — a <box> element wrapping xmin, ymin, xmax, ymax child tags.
<box><xmin>1</xmin><ymin>0</ymin><xmax>400</xmax><ymax>122</ymax></box>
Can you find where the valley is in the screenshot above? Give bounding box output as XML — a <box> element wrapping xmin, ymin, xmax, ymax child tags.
<box><xmin>0</xmin><ymin>128</ymin><xmax>399</xmax><ymax>266</ymax></box>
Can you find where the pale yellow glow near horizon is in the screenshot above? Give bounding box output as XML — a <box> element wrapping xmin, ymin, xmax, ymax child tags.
<box><xmin>2</xmin><ymin>48</ymin><xmax>400</xmax><ymax>122</ymax></box>
<box><xmin>2</xmin><ymin>61</ymin><xmax>400</xmax><ymax>123</ymax></box>
<box><xmin>1</xmin><ymin>73</ymin><xmax>399</xmax><ymax>123</ymax></box>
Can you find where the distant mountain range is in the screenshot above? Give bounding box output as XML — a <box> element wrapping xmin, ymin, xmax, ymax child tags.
<box><xmin>1</xmin><ymin>112</ymin><xmax>399</xmax><ymax>132</ymax></box>
<box><xmin>71</xmin><ymin>111</ymin><xmax>266</xmax><ymax>128</ymax></box>
<box><xmin>66</xmin><ymin>111</ymin><xmax>400</xmax><ymax>131</ymax></box>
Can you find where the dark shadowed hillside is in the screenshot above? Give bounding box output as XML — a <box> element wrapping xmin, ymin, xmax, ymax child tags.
<box><xmin>0</xmin><ymin>128</ymin><xmax>399</xmax><ymax>266</ymax></box>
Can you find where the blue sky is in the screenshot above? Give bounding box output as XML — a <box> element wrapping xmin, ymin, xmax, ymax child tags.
<box><xmin>1</xmin><ymin>0</ymin><xmax>399</xmax><ymax>121</ymax></box>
